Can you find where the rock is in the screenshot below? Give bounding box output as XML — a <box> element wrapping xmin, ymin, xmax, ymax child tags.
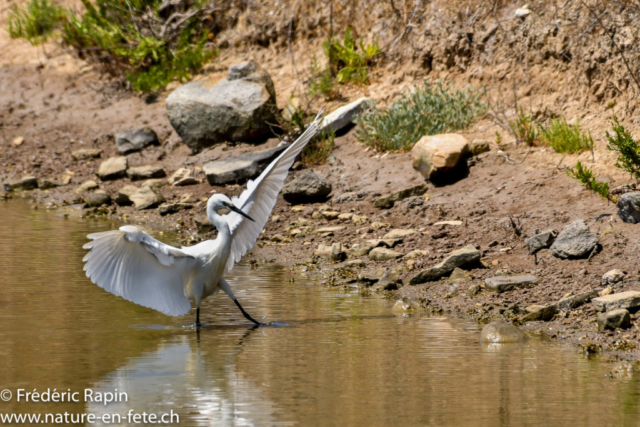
<box><xmin>411</xmin><ymin>134</ymin><xmax>470</xmax><ymax>179</ymax></box>
<box><xmin>339</xmin><ymin>259</ymin><xmax>365</xmax><ymax>268</ymax></box>
<box><xmin>449</xmin><ymin>267</ymin><xmax>471</xmax><ymax>283</ymax></box>
<box><xmin>127</xmin><ymin>165</ymin><xmax>166</xmax><ymax>181</ymax></box>
<box><xmin>599</xmin><ymin>286</ymin><xmax>613</xmax><ymax>297</ymax></box>
<box><xmin>129</xmin><ymin>187</ymin><xmax>165</xmax><ymax>210</ymax></box>
<box><xmin>322</xmin><ymin>211</ymin><xmax>340</xmax><ymax>220</ymax></box>
<box><xmin>10</xmin><ymin>176</ymin><xmax>38</xmax><ymax>191</ymax></box>
<box><xmin>72</xmin><ymin>148</ymin><xmax>102</xmax><ymax>161</ymax></box>
<box><xmin>392</xmin><ymin>299</ymin><xmax>414</xmax><ymax>314</ymax></box>
<box><xmin>592</xmin><ymin>291</ymin><xmax>640</xmax><ymax>313</ymax></box>
<box><xmin>470</xmin><ymin>139</ymin><xmax>490</xmax><ymax>155</ymax></box>
<box><xmin>410</xmin><ymin>245</ymin><xmax>481</xmax><ymax>284</ymax></box>
<box><xmin>75</xmin><ymin>180</ymin><xmax>98</xmax><ymax>193</ymax></box>
<box><xmin>319</xmin><ymin>97</ymin><xmax>371</xmax><ymax>134</ymax></box>
<box><xmin>369</xmin><ymin>247</ymin><xmax>403</xmax><ymax>261</ymax></box>
<box><xmin>166</xmin><ymin>61</ymin><xmax>277</xmax><ymax>151</ymax></box>
<box><xmin>610</xmin><ymin>183</ymin><xmax>636</xmax><ymax>196</ymax></box>
<box><xmin>404</xmin><ymin>249</ymin><xmax>428</xmax><ymax>259</ymax></box>
<box><xmin>480</xmin><ymin>322</ymin><xmax>526</xmax><ymax>343</ymax></box>
<box><xmin>557</xmin><ymin>290</ymin><xmax>598</xmax><ymax>311</ymax></box>
<box><xmin>282</xmin><ymin>171</ymin><xmax>332</xmax><ymax>204</ymax></box>
<box><xmin>115</xmin><ymin>128</ymin><xmax>159</xmax><ymax>155</ymax></box>
<box><xmin>41</xmin><ymin>177</ymin><xmax>69</xmax><ymax>190</ymax></box>
<box><xmin>85</xmin><ymin>190</ymin><xmax>112</xmax><ymax>207</ymax></box>
<box><xmin>525</xmin><ymin>229</ymin><xmax>558</xmax><ymax>254</ymax></box>
<box><xmin>514</xmin><ymin>6</ymin><xmax>532</xmax><ymax>18</ymax></box>
<box><xmin>373</xmin><ymin>269</ymin><xmax>403</xmax><ymax>291</ymax></box>
<box><xmin>195</xmin><ymin>218</ymin><xmax>214</xmax><ymax>234</ymax></box>
<box><xmin>114</xmin><ymin>185</ymin><xmax>139</xmax><ymax>205</ymax></box>
<box><xmin>598</xmin><ymin>309</ymin><xmax>631</xmax><ymax>331</ymax></box>
<box><xmin>173</xmin><ymin>177</ymin><xmax>199</xmax><ymax>186</ymax></box>
<box><xmin>337</xmin><ymin>213</ymin><xmax>353</xmax><ymax>221</ymax></box>
<box><xmin>98</xmin><ymin>156</ymin><xmax>128</xmax><ymax>181</ymax></box>
<box><xmin>434</xmin><ymin>220</ymin><xmax>462</xmax><ymax>226</ymax></box>
<box><xmin>158</xmin><ymin>203</ymin><xmax>193</xmax><ymax>216</ymax></box>
<box><xmin>382</xmin><ymin>229</ymin><xmax>417</xmax><ymax>240</ymax></box>
<box><xmin>315</xmin><ymin>226</ymin><xmax>345</xmax><ymax>236</ymax></box>
<box><xmin>467</xmin><ymin>284</ymin><xmax>482</xmax><ymax>296</ymax></box>
<box><xmin>602</xmin><ymin>269</ymin><xmax>626</xmax><ymax>285</ymax></box>
<box><xmin>373</xmin><ymin>184</ymin><xmax>428</xmax><ymax>209</ymax></box>
<box><xmin>271</xmin><ymin>234</ymin><xmax>289</xmax><ymax>243</ymax></box>
<box><xmin>347</xmin><ymin>241</ymin><xmax>378</xmax><ymax>257</ymax></box>
<box><xmin>358</xmin><ymin>268</ymin><xmax>386</xmax><ymax>285</ymax></box>
<box><xmin>168</xmin><ymin>168</ymin><xmax>191</xmax><ymax>184</ymax></box>
<box><xmin>371</xmin><ymin>221</ymin><xmax>390</xmax><ymax>229</ymax></box>
<box><xmin>617</xmin><ymin>192</ymin><xmax>640</xmax><ymax>224</ymax></box>
<box><xmin>314</xmin><ymin>243</ymin><xmax>332</xmax><ymax>257</ymax></box>
<box><xmin>204</xmin><ymin>144</ymin><xmax>286</xmax><ymax>185</ymax></box>
<box><xmin>521</xmin><ymin>304</ymin><xmax>558</xmax><ymax>322</ymax></box>
<box><xmin>550</xmin><ymin>220</ymin><xmax>598</xmax><ymax>259</ymax></box>
<box><xmin>141</xmin><ymin>179</ymin><xmax>167</xmax><ymax>191</ymax></box>
<box><xmin>331</xmin><ymin>243</ymin><xmax>347</xmax><ymax>262</ymax></box>
<box><xmin>484</xmin><ymin>275</ymin><xmax>538</xmax><ymax>293</ymax></box>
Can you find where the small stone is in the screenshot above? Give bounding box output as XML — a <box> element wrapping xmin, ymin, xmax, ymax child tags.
<box><xmin>592</xmin><ymin>291</ymin><xmax>640</xmax><ymax>313</ymax></box>
<box><xmin>557</xmin><ymin>290</ymin><xmax>598</xmax><ymax>311</ymax></box>
<box><xmin>404</xmin><ymin>250</ymin><xmax>428</xmax><ymax>259</ymax></box>
<box><xmin>484</xmin><ymin>275</ymin><xmax>538</xmax><ymax>293</ymax></box>
<box><xmin>195</xmin><ymin>218</ymin><xmax>214</xmax><ymax>234</ymax></box>
<box><xmin>373</xmin><ymin>184</ymin><xmax>428</xmax><ymax>209</ymax></box>
<box><xmin>383</xmin><ymin>229</ymin><xmax>417</xmax><ymax>240</ymax></box>
<box><xmin>514</xmin><ymin>6</ymin><xmax>532</xmax><ymax>18</ymax></box>
<box><xmin>617</xmin><ymin>192</ymin><xmax>640</xmax><ymax>224</ymax></box>
<box><xmin>204</xmin><ymin>145</ymin><xmax>286</xmax><ymax>185</ymax></box>
<box><xmin>610</xmin><ymin>183</ymin><xmax>636</xmax><ymax>196</ymax></box>
<box><xmin>314</xmin><ymin>244</ymin><xmax>333</xmax><ymax>257</ymax></box>
<box><xmin>322</xmin><ymin>211</ymin><xmax>340</xmax><ymax>220</ymax></box>
<box><xmin>371</xmin><ymin>222</ymin><xmax>390</xmax><ymax>229</ymax></box>
<box><xmin>85</xmin><ymin>190</ymin><xmax>112</xmax><ymax>207</ymax></box>
<box><xmin>129</xmin><ymin>187</ymin><xmax>165</xmax><ymax>210</ymax></box>
<box><xmin>411</xmin><ymin>134</ymin><xmax>470</xmax><ymax>179</ymax></box>
<box><xmin>11</xmin><ymin>176</ymin><xmax>38</xmax><ymax>191</ymax></box>
<box><xmin>410</xmin><ymin>245</ymin><xmax>481</xmax><ymax>285</ymax></box>
<box><xmin>358</xmin><ymin>268</ymin><xmax>386</xmax><ymax>285</ymax></box>
<box><xmin>12</xmin><ymin>136</ymin><xmax>24</xmax><ymax>146</ymax></box>
<box><xmin>115</xmin><ymin>127</ymin><xmax>159</xmax><ymax>155</ymax></box>
<box><xmin>114</xmin><ymin>185</ymin><xmax>139</xmax><ymax>205</ymax></box>
<box><xmin>315</xmin><ymin>226</ymin><xmax>345</xmax><ymax>236</ymax></box>
<box><xmin>331</xmin><ymin>243</ymin><xmax>346</xmax><ymax>262</ymax></box>
<box><xmin>339</xmin><ymin>259</ymin><xmax>365</xmax><ymax>268</ymax></box>
<box><xmin>598</xmin><ymin>309</ymin><xmax>631</xmax><ymax>331</ymax></box>
<box><xmin>72</xmin><ymin>148</ymin><xmax>102</xmax><ymax>161</ymax></box>
<box><xmin>282</xmin><ymin>171</ymin><xmax>332</xmax><ymax>204</ymax></box>
<box><xmin>158</xmin><ymin>203</ymin><xmax>193</xmax><ymax>216</ymax></box>
<box><xmin>271</xmin><ymin>234</ymin><xmax>289</xmax><ymax>243</ymax></box>
<box><xmin>550</xmin><ymin>220</ymin><xmax>598</xmax><ymax>259</ymax></box>
<box><xmin>98</xmin><ymin>156</ymin><xmax>128</xmax><ymax>181</ymax></box>
<box><xmin>467</xmin><ymin>284</ymin><xmax>481</xmax><ymax>296</ymax></box>
<box><xmin>525</xmin><ymin>229</ymin><xmax>558</xmax><ymax>254</ymax></box>
<box><xmin>434</xmin><ymin>220</ymin><xmax>462</xmax><ymax>226</ymax></box>
<box><xmin>351</xmin><ymin>214</ymin><xmax>368</xmax><ymax>225</ymax></box>
<box><xmin>480</xmin><ymin>322</ymin><xmax>526</xmax><ymax>343</ymax></box>
<box><xmin>141</xmin><ymin>179</ymin><xmax>167</xmax><ymax>191</ymax></box>
<box><xmin>127</xmin><ymin>165</ymin><xmax>166</xmax><ymax>181</ymax></box>
<box><xmin>602</xmin><ymin>269</ymin><xmax>625</xmax><ymax>285</ymax></box>
<box><xmin>449</xmin><ymin>267</ymin><xmax>471</xmax><ymax>283</ymax></box>
<box><xmin>289</xmin><ymin>228</ymin><xmax>303</xmax><ymax>237</ymax></box>
<box><xmin>173</xmin><ymin>177</ymin><xmax>199</xmax><ymax>186</ymax></box>
<box><xmin>338</xmin><ymin>213</ymin><xmax>353</xmax><ymax>221</ymax></box>
<box><xmin>373</xmin><ymin>269</ymin><xmax>403</xmax><ymax>291</ymax></box>
<box><xmin>521</xmin><ymin>304</ymin><xmax>558</xmax><ymax>322</ymax></box>
<box><xmin>599</xmin><ymin>286</ymin><xmax>613</xmax><ymax>297</ymax></box>
<box><xmin>369</xmin><ymin>247</ymin><xmax>403</xmax><ymax>261</ymax></box>
<box><xmin>168</xmin><ymin>168</ymin><xmax>192</xmax><ymax>184</ymax></box>
<box><xmin>470</xmin><ymin>139</ymin><xmax>490</xmax><ymax>155</ymax></box>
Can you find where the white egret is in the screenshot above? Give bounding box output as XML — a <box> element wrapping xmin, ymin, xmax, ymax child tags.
<box><xmin>83</xmin><ymin>114</ymin><xmax>322</xmax><ymax>327</ymax></box>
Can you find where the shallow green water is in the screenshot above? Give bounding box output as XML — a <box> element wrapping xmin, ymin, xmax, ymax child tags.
<box><xmin>1</xmin><ymin>201</ymin><xmax>640</xmax><ymax>426</ymax></box>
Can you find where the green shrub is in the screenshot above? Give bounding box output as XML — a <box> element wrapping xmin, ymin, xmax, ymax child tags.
<box><xmin>323</xmin><ymin>27</ymin><xmax>379</xmax><ymax>84</ymax></box>
<box><xmin>59</xmin><ymin>0</ymin><xmax>216</xmax><ymax>92</ymax></box>
<box><xmin>355</xmin><ymin>81</ymin><xmax>485</xmax><ymax>152</ymax></box>
<box><xmin>308</xmin><ymin>54</ymin><xmax>337</xmax><ymax>100</ymax></box>
<box><xmin>540</xmin><ymin>117</ymin><xmax>594</xmax><ymax>153</ymax></box>
<box><xmin>567</xmin><ymin>161</ymin><xmax>613</xmax><ymax>201</ymax></box>
<box><xmin>606</xmin><ymin>116</ymin><xmax>640</xmax><ymax>179</ymax></box>
<box><xmin>509</xmin><ymin>109</ymin><xmax>539</xmax><ymax>146</ymax></box>
<box><xmin>7</xmin><ymin>0</ymin><xmax>67</xmax><ymax>45</ymax></box>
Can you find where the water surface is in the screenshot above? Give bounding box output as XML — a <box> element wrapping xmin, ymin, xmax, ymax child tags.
<box><xmin>1</xmin><ymin>201</ymin><xmax>639</xmax><ymax>426</ymax></box>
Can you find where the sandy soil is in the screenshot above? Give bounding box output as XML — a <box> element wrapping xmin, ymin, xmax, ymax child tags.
<box><xmin>3</xmin><ymin>0</ymin><xmax>640</xmax><ymax>360</ymax></box>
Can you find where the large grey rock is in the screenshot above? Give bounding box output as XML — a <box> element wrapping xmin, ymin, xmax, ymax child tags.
<box><xmin>598</xmin><ymin>309</ymin><xmax>631</xmax><ymax>331</ymax></box>
<box><xmin>525</xmin><ymin>229</ymin><xmax>557</xmax><ymax>254</ymax></box>
<box><xmin>374</xmin><ymin>184</ymin><xmax>428</xmax><ymax>209</ymax></box>
<box><xmin>114</xmin><ymin>185</ymin><xmax>139</xmax><ymax>206</ymax></box>
<box><xmin>319</xmin><ymin>97</ymin><xmax>371</xmax><ymax>133</ymax></box>
<box><xmin>369</xmin><ymin>247</ymin><xmax>403</xmax><ymax>261</ymax></box>
<box><xmin>10</xmin><ymin>176</ymin><xmax>38</xmax><ymax>191</ymax></box>
<box><xmin>166</xmin><ymin>61</ymin><xmax>277</xmax><ymax>151</ymax></box>
<box><xmin>98</xmin><ymin>156</ymin><xmax>128</xmax><ymax>181</ymax></box>
<box><xmin>617</xmin><ymin>192</ymin><xmax>640</xmax><ymax>224</ymax></box>
<box><xmin>282</xmin><ymin>171</ymin><xmax>332</xmax><ymax>204</ymax></box>
<box><xmin>480</xmin><ymin>322</ymin><xmax>526</xmax><ymax>343</ymax></box>
<box><xmin>127</xmin><ymin>165</ymin><xmax>166</xmax><ymax>181</ymax></box>
<box><xmin>115</xmin><ymin>128</ymin><xmax>159</xmax><ymax>154</ymax></box>
<box><xmin>592</xmin><ymin>291</ymin><xmax>640</xmax><ymax>313</ymax></box>
<box><xmin>550</xmin><ymin>220</ymin><xmax>598</xmax><ymax>259</ymax></box>
<box><xmin>411</xmin><ymin>134</ymin><xmax>470</xmax><ymax>179</ymax></box>
<box><xmin>204</xmin><ymin>145</ymin><xmax>286</xmax><ymax>185</ymax></box>
<box><xmin>485</xmin><ymin>275</ymin><xmax>538</xmax><ymax>293</ymax></box>
<box><xmin>129</xmin><ymin>187</ymin><xmax>165</xmax><ymax>210</ymax></box>
<box><xmin>410</xmin><ymin>245</ymin><xmax>480</xmax><ymax>284</ymax></box>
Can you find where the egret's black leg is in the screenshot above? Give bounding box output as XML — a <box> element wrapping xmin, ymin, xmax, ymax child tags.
<box><xmin>196</xmin><ymin>307</ymin><xmax>202</xmax><ymax>328</ymax></box>
<box><xmin>233</xmin><ymin>298</ymin><xmax>261</xmax><ymax>326</ymax></box>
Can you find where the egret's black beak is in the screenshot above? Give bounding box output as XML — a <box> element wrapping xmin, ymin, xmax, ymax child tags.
<box><xmin>228</xmin><ymin>204</ymin><xmax>255</xmax><ymax>222</ymax></box>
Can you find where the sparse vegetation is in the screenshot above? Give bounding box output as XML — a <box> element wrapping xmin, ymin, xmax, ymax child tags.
<box><xmin>301</xmin><ymin>128</ymin><xmax>336</xmax><ymax>166</ymax></box>
<box><xmin>606</xmin><ymin>116</ymin><xmax>640</xmax><ymax>179</ymax></box>
<box><xmin>7</xmin><ymin>0</ymin><xmax>67</xmax><ymax>45</ymax></box>
<box><xmin>308</xmin><ymin>55</ymin><xmax>337</xmax><ymax>100</ymax></box>
<box><xmin>509</xmin><ymin>109</ymin><xmax>539</xmax><ymax>146</ymax></box>
<box><xmin>355</xmin><ymin>81</ymin><xmax>485</xmax><ymax>152</ymax></box>
<box><xmin>567</xmin><ymin>161</ymin><xmax>614</xmax><ymax>201</ymax></box>
<box><xmin>540</xmin><ymin>117</ymin><xmax>594</xmax><ymax>153</ymax></box>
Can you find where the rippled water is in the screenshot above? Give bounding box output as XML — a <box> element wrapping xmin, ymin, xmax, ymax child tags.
<box><xmin>1</xmin><ymin>201</ymin><xmax>640</xmax><ymax>426</ymax></box>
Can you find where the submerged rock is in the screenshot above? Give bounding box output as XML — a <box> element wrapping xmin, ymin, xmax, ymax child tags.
<box><xmin>480</xmin><ymin>322</ymin><xmax>526</xmax><ymax>343</ymax></box>
<box><xmin>166</xmin><ymin>61</ymin><xmax>277</xmax><ymax>151</ymax></box>
<box><xmin>598</xmin><ymin>309</ymin><xmax>631</xmax><ymax>331</ymax></box>
<box><xmin>410</xmin><ymin>245</ymin><xmax>480</xmax><ymax>285</ymax></box>
<box><xmin>282</xmin><ymin>171</ymin><xmax>332</xmax><ymax>204</ymax></box>
<box><xmin>550</xmin><ymin>220</ymin><xmax>598</xmax><ymax>259</ymax></box>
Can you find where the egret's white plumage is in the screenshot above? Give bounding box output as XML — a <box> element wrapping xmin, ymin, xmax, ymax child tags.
<box><xmin>83</xmin><ymin>114</ymin><xmax>322</xmax><ymax>325</ymax></box>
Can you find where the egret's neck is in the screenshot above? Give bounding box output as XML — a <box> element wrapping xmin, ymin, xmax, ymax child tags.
<box><xmin>208</xmin><ymin>211</ymin><xmax>231</xmax><ymax>239</ymax></box>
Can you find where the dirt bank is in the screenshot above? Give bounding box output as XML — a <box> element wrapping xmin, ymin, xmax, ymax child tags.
<box><xmin>3</xmin><ymin>0</ymin><xmax>640</xmax><ymax>360</ymax></box>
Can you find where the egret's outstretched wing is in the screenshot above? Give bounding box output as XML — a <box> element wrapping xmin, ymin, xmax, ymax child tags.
<box><xmin>83</xmin><ymin>225</ymin><xmax>196</xmax><ymax>316</ymax></box>
<box><xmin>224</xmin><ymin>113</ymin><xmax>323</xmax><ymax>272</ymax></box>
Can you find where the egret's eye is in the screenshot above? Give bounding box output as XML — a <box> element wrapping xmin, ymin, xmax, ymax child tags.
<box><xmin>217</xmin><ymin>207</ymin><xmax>231</xmax><ymax>215</ymax></box>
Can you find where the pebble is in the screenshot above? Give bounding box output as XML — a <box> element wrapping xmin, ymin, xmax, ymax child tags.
<box><xmin>382</xmin><ymin>229</ymin><xmax>417</xmax><ymax>240</ymax></box>
<box><xmin>484</xmin><ymin>275</ymin><xmax>538</xmax><ymax>293</ymax></box>
<box><xmin>602</xmin><ymin>269</ymin><xmax>625</xmax><ymax>285</ymax></box>
<box><xmin>369</xmin><ymin>247</ymin><xmax>403</xmax><ymax>261</ymax></box>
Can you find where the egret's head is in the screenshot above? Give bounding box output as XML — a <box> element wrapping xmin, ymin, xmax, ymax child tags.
<box><xmin>206</xmin><ymin>194</ymin><xmax>255</xmax><ymax>222</ymax></box>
